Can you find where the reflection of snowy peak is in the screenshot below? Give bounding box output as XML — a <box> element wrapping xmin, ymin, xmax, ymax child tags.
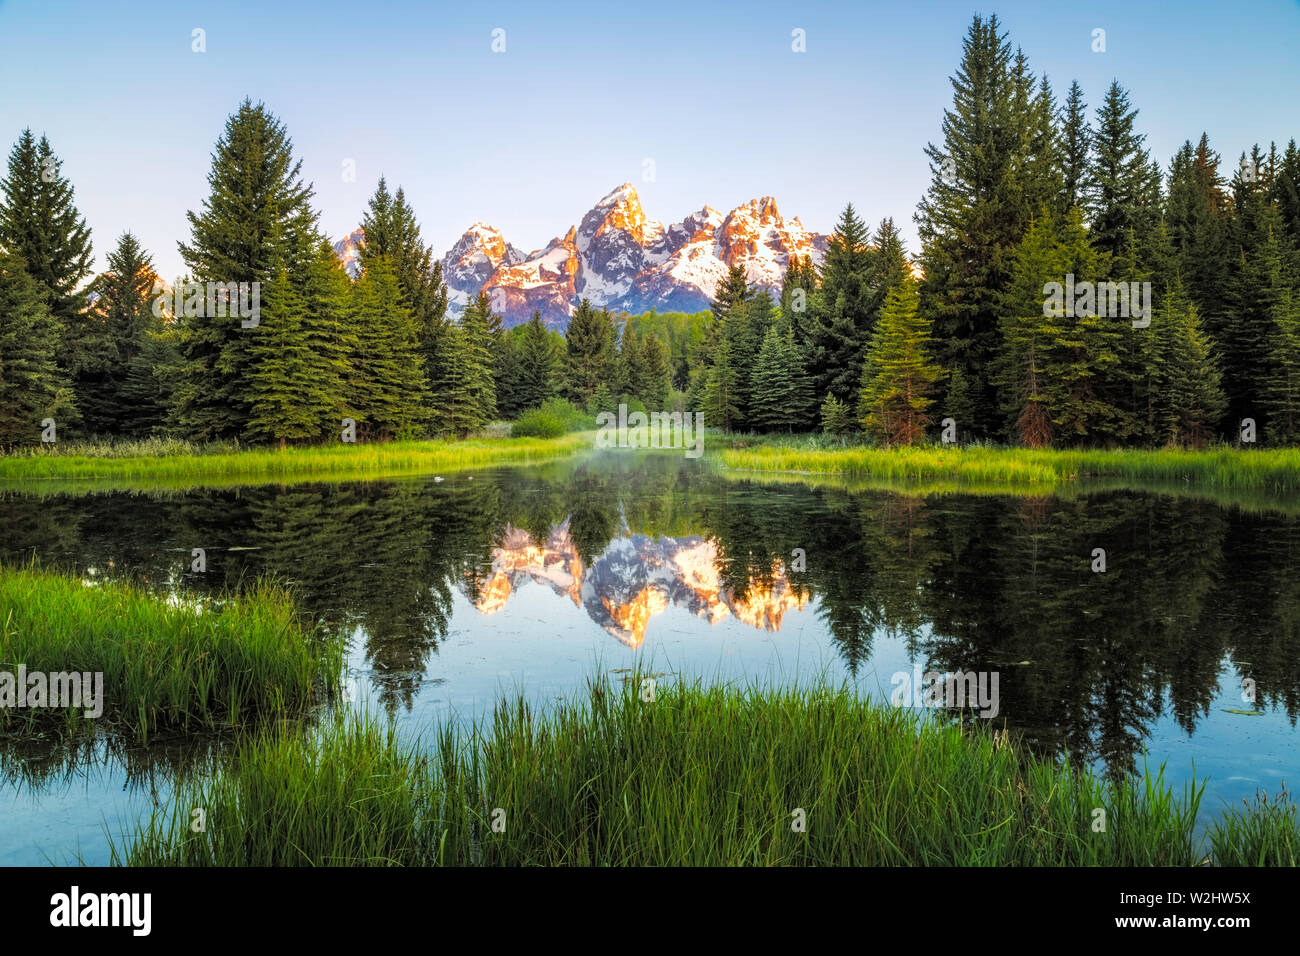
<box><xmin>462</xmin><ymin>523</ymin><xmax>809</xmax><ymax>647</ymax></box>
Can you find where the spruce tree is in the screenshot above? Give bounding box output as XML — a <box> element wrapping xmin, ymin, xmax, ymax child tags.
<box><xmin>348</xmin><ymin>257</ymin><xmax>430</xmax><ymax>439</ymax></box>
<box><xmin>245</xmin><ymin>263</ymin><xmax>331</xmax><ymax>447</ymax></box>
<box><xmin>428</xmin><ymin>292</ymin><xmax>495</xmax><ymax>436</ymax></box>
<box><xmin>358</xmin><ymin>177</ymin><xmax>448</xmax><ymax>339</ymax></box>
<box><xmin>0</xmin><ymin>130</ymin><xmax>94</xmax><ymax>349</ymax></box>
<box><xmin>857</xmin><ymin>278</ymin><xmax>943</xmax><ymax>446</ymax></box>
<box><xmin>807</xmin><ymin>204</ymin><xmax>873</xmax><ymax>401</ymax></box>
<box><xmin>702</xmin><ymin>331</ymin><xmax>742</xmax><ymax>431</ymax></box>
<box><xmin>1061</xmin><ymin>81</ymin><xmax>1091</xmax><ymax>212</ymax></box>
<box><xmin>173</xmin><ymin>99</ymin><xmax>321</xmax><ymax>439</ymax></box>
<box><xmin>1087</xmin><ymin>81</ymin><xmax>1161</xmax><ymax>260</ymax></box>
<box><xmin>637</xmin><ymin>333</ymin><xmax>671</xmax><ymax>408</ymax></box>
<box><xmin>710</xmin><ymin>264</ymin><xmax>753</xmax><ymax>321</ymax></box>
<box><xmin>517</xmin><ymin>311</ymin><xmax>558</xmax><ymax>409</ymax></box>
<box><xmin>0</xmin><ymin>251</ymin><xmax>77</xmax><ymax>445</ymax></box>
<box><xmin>76</xmin><ymin>232</ymin><xmax>159</xmax><ymax>434</ymax></box>
<box><xmin>995</xmin><ymin>212</ymin><xmax>1064</xmax><ymax>446</ymax></box>
<box><xmin>820</xmin><ymin>393</ymin><xmax>855</xmax><ymax>436</ymax></box>
<box><xmin>301</xmin><ymin>238</ymin><xmax>360</xmax><ymax>437</ymax></box>
<box><xmin>914</xmin><ymin>14</ymin><xmax>1028</xmax><ymax>435</ymax></box>
<box><xmin>1264</xmin><ymin>277</ymin><xmax>1300</xmax><ymax>444</ymax></box>
<box><xmin>562</xmin><ymin>299</ymin><xmax>617</xmax><ymax>403</ymax></box>
<box><xmin>748</xmin><ymin>323</ymin><xmax>810</xmax><ymax>432</ymax></box>
<box><xmin>1152</xmin><ymin>281</ymin><xmax>1226</xmax><ymax>447</ymax></box>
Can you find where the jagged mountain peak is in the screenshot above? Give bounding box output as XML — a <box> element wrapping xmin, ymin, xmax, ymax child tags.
<box><xmin>337</xmin><ymin>185</ymin><xmax>829</xmax><ymax>327</ymax></box>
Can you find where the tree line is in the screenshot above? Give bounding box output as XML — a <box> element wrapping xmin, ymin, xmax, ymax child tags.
<box><xmin>3</xmin><ymin>13</ymin><xmax>1299</xmax><ymax>449</ymax></box>
<box><xmin>0</xmin><ymin>101</ymin><xmax>674</xmax><ymax>448</ymax></box>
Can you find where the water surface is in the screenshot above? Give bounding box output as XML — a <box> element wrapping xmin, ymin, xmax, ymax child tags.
<box><xmin>2</xmin><ymin>450</ymin><xmax>1297</xmax><ymax>863</ymax></box>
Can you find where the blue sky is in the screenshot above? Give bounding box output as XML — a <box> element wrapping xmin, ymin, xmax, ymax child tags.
<box><xmin>2</xmin><ymin>0</ymin><xmax>1298</xmax><ymax>281</ymax></box>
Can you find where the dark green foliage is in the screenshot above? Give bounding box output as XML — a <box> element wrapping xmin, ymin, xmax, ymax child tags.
<box><xmin>749</xmin><ymin>323</ymin><xmax>813</xmax><ymax>432</ymax></box>
<box><xmin>0</xmin><ymin>251</ymin><xmax>77</xmax><ymax>445</ymax></box>
<box><xmin>428</xmin><ymin>292</ymin><xmax>496</xmax><ymax>437</ymax></box>
<box><xmin>515</xmin><ymin>312</ymin><xmax>559</xmax><ymax>411</ymax></box>
<box><xmin>347</xmin><ymin>258</ymin><xmax>430</xmax><ymax>440</ymax></box>
<box><xmin>857</xmin><ymin>278</ymin><xmax>943</xmax><ymax>445</ymax></box>
<box><xmin>819</xmin><ymin>393</ymin><xmax>855</xmax><ymax>435</ymax></box>
<box><xmin>0</xmin><ymin>129</ymin><xmax>93</xmax><ymax>348</ymax></box>
<box><xmin>75</xmin><ymin>233</ymin><xmax>161</xmax><ymax>435</ymax></box>
<box><xmin>915</xmin><ymin>14</ymin><xmax>1029</xmax><ymax>435</ymax></box>
<box><xmin>562</xmin><ymin>299</ymin><xmax>618</xmax><ymax>404</ymax></box>
<box><xmin>1087</xmin><ymin>81</ymin><xmax>1161</xmax><ymax>260</ymax></box>
<box><xmin>1150</xmin><ymin>281</ymin><xmax>1226</xmax><ymax>447</ymax></box>
<box><xmin>172</xmin><ymin>100</ymin><xmax>321</xmax><ymax>440</ymax></box>
<box><xmin>1061</xmin><ymin>81</ymin><xmax>1091</xmax><ymax>212</ymax></box>
<box><xmin>710</xmin><ymin>264</ymin><xmax>752</xmax><ymax>321</ymax></box>
<box><xmin>358</xmin><ymin>177</ymin><xmax>448</xmax><ymax>336</ymax></box>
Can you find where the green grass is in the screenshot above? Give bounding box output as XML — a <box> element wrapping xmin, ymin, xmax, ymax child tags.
<box><xmin>721</xmin><ymin>441</ymin><xmax>1300</xmax><ymax>494</ymax></box>
<box><xmin>109</xmin><ymin>675</ymin><xmax>1298</xmax><ymax>866</ymax></box>
<box><xmin>0</xmin><ymin>566</ymin><xmax>341</xmax><ymax>743</ymax></box>
<box><xmin>0</xmin><ymin>433</ymin><xmax>590</xmax><ymax>489</ymax></box>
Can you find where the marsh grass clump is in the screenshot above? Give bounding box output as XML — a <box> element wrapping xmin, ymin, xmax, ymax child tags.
<box><xmin>0</xmin><ymin>433</ymin><xmax>588</xmax><ymax>487</ymax></box>
<box><xmin>0</xmin><ymin>565</ymin><xmax>341</xmax><ymax>742</ymax></box>
<box><xmin>112</xmin><ymin>675</ymin><xmax>1298</xmax><ymax>866</ymax></box>
<box><xmin>1208</xmin><ymin>786</ymin><xmax>1300</xmax><ymax>866</ymax></box>
<box><xmin>112</xmin><ymin>710</ymin><xmax>430</xmax><ymax>866</ymax></box>
<box><xmin>721</xmin><ymin>442</ymin><xmax>1300</xmax><ymax>494</ymax></box>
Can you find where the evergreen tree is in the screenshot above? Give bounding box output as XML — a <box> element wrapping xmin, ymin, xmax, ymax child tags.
<box><xmin>857</xmin><ymin>278</ymin><xmax>943</xmax><ymax>445</ymax></box>
<box><xmin>119</xmin><ymin>315</ymin><xmax>180</xmax><ymax>437</ymax></box>
<box><xmin>301</xmin><ymin>238</ymin><xmax>360</xmax><ymax>437</ymax></box>
<box><xmin>245</xmin><ymin>263</ymin><xmax>331</xmax><ymax>447</ymax></box>
<box><xmin>494</xmin><ymin>329</ymin><xmax>527</xmax><ymax>418</ymax></box>
<box><xmin>173</xmin><ymin>100</ymin><xmax>321</xmax><ymax>439</ymax></box>
<box><xmin>0</xmin><ymin>130</ymin><xmax>94</xmax><ymax>350</ymax></box>
<box><xmin>807</xmin><ymin>203</ymin><xmax>873</xmax><ymax>401</ymax></box>
<box><xmin>1045</xmin><ymin>208</ymin><xmax>1126</xmax><ymax>443</ymax></box>
<box><xmin>358</xmin><ymin>177</ymin><xmax>448</xmax><ymax>337</ymax></box>
<box><xmin>1223</xmin><ymin>203</ymin><xmax>1294</xmax><ymax>431</ymax></box>
<box><xmin>517</xmin><ymin>312</ymin><xmax>558</xmax><ymax>409</ymax></box>
<box><xmin>0</xmin><ymin>251</ymin><xmax>77</xmax><ymax>445</ymax></box>
<box><xmin>710</xmin><ymin>264</ymin><xmax>753</xmax><ymax>321</ymax></box>
<box><xmin>915</xmin><ymin>14</ymin><xmax>1029</xmax><ymax>435</ymax></box>
<box><xmin>1271</xmin><ymin>139</ymin><xmax>1300</xmax><ymax>248</ymax></box>
<box><xmin>1264</xmin><ymin>276</ymin><xmax>1300</xmax><ymax>443</ymax></box>
<box><xmin>749</xmin><ymin>323</ymin><xmax>813</xmax><ymax>431</ymax></box>
<box><xmin>1166</xmin><ymin>135</ymin><xmax>1231</xmax><ymax>339</ymax></box>
<box><xmin>1061</xmin><ymin>80</ymin><xmax>1092</xmax><ymax>212</ymax></box>
<box><xmin>75</xmin><ymin>232</ymin><xmax>159</xmax><ymax>434</ymax></box>
<box><xmin>428</xmin><ymin>292</ymin><xmax>495</xmax><ymax>436</ymax></box>
<box><xmin>1152</xmin><ymin>281</ymin><xmax>1226</xmax><ymax>447</ymax></box>
<box><xmin>995</xmin><ymin>212</ymin><xmax>1064</xmax><ymax>446</ymax></box>
<box><xmin>562</xmin><ymin>299</ymin><xmax>617</xmax><ymax>403</ymax></box>
<box><xmin>637</xmin><ymin>332</ymin><xmax>671</xmax><ymax>408</ymax></box>
<box><xmin>702</xmin><ymin>331</ymin><xmax>742</xmax><ymax>431</ymax></box>
<box><xmin>348</xmin><ymin>257</ymin><xmax>429</xmax><ymax>439</ymax></box>
<box><xmin>820</xmin><ymin>393</ymin><xmax>855</xmax><ymax>436</ymax></box>
<box><xmin>1087</xmin><ymin>81</ymin><xmax>1161</xmax><ymax>260</ymax></box>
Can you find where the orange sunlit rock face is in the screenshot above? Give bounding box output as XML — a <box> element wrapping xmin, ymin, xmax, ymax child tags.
<box><xmin>728</xmin><ymin>578</ymin><xmax>810</xmax><ymax>631</ymax></box>
<box><xmin>462</xmin><ymin>525</ymin><xmax>809</xmax><ymax>645</ymax></box>
<box><xmin>603</xmin><ymin>586</ymin><xmax>670</xmax><ymax>648</ymax></box>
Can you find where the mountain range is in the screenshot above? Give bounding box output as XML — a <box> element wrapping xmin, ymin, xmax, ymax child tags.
<box><xmin>333</xmin><ymin>184</ymin><xmax>828</xmax><ymax>327</ymax></box>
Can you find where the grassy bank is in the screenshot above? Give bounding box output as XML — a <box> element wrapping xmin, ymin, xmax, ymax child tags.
<box><xmin>0</xmin><ymin>433</ymin><xmax>590</xmax><ymax>488</ymax></box>
<box><xmin>0</xmin><ymin>567</ymin><xmax>340</xmax><ymax>742</ymax></box>
<box><xmin>112</xmin><ymin>677</ymin><xmax>1298</xmax><ymax>866</ymax></box>
<box><xmin>721</xmin><ymin>441</ymin><xmax>1300</xmax><ymax>494</ymax></box>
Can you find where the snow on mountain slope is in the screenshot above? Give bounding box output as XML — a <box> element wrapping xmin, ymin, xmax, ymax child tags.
<box><xmin>337</xmin><ymin>185</ymin><xmax>833</xmax><ymax>327</ymax></box>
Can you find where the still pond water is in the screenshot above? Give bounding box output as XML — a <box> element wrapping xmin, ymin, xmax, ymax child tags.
<box><xmin>2</xmin><ymin>450</ymin><xmax>1298</xmax><ymax>863</ymax></box>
